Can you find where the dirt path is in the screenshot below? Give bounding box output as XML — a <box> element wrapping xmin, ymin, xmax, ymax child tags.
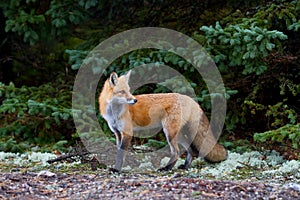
<box><xmin>1</xmin><ymin>172</ymin><xmax>299</xmax><ymax>199</ymax></box>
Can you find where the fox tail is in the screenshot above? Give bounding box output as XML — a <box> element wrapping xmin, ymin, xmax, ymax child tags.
<box><xmin>191</xmin><ymin>112</ymin><xmax>228</xmax><ymax>162</ymax></box>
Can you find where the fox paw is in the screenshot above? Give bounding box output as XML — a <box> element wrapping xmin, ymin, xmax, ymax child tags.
<box><xmin>157</xmin><ymin>165</ymin><xmax>173</xmax><ymax>172</ymax></box>
<box><xmin>177</xmin><ymin>164</ymin><xmax>189</xmax><ymax>170</ymax></box>
<box><xmin>108</xmin><ymin>168</ymin><xmax>120</xmax><ymax>174</ymax></box>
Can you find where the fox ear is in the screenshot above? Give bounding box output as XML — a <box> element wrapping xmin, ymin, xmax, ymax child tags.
<box><xmin>124</xmin><ymin>70</ymin><xmax>131</xmax><ymax>83</ymax></box>
<box><xmin>109</xmin><ymin>72</ymin><xmax>118</xmax><ymax>87</ymax></box>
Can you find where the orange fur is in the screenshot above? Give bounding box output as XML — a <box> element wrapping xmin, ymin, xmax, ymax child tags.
<box><xmin>99</xmin><ymin>71</ymin><xmax>227</xmax><ymax>172</ymax></box>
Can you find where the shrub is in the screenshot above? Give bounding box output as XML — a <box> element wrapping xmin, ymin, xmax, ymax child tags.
<box><xmin>254</xmin><ymin>123</ymin><xmax>300</xmax><ymax>149</ymax></box>
<box><xmin>200</xmin><ymin>21</ymin><xmax>287</xmax><ymax>75</ymax></box>
<box><xmin>0</xmin><ymin>80</ymin><xmax>74</xmax><ymax>152</ymax></box>
<box><xmin>0</xmin><ymin>0</ymin><xmax>98</xmax><ymax>45</ymax></box>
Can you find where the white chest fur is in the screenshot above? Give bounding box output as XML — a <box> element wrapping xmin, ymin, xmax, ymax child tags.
<box><xmin>103</xmin><ymin>100</ymin><xmax>126</xmax><ymax>134</ymax></box>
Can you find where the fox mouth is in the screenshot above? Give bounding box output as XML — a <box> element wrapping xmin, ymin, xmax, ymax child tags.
<box><xmin>127</xmin><ymin>99</ymin><xmax>137</xmax><ymax>105</ymax></box>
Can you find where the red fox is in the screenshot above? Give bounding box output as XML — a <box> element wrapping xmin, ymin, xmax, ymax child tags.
<box><xmin>99</xmin><ymin>71</ymin><xmax>227</xmax><ymax>172</ymax></box>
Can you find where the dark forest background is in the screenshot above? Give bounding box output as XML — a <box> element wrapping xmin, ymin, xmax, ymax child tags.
<box><xmin>0</xmin><ymin>0</ymin><xmax>299</xmax><ymax>159</ymax></box>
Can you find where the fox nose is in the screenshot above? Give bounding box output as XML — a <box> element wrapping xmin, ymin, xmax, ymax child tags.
<box><xmin>127</xmin><ymin>98</ymin><xmax>137</xmax><ymax>105</ymax></box>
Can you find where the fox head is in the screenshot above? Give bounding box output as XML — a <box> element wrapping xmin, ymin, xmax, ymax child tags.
<box><xmin>107</xmin><ymin>70</ymin><xmax>137</xmax><ymax>105</ymax></box>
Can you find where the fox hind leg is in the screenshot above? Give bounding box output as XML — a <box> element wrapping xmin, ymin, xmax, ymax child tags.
<box><xmin>158</xmin><ymin>125</ymin><xmax>180</xmax><ymax>171</ymax></box>
<box><xmin>178</xmin><ymin>135</ymin><xmax>193</xmax><ymax>169</ymax></box>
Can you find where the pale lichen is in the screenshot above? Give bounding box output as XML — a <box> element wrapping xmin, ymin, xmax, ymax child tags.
<box><xmin>0</xmin><ymin>150</ymin><xmax>299</xmax><ymax>185</ymax></box>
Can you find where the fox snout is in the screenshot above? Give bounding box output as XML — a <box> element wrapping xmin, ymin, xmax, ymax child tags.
<box><xmin>127</xmin><ymin>98</ymin><xmax>137</xmax><ymax>105</ymax></box>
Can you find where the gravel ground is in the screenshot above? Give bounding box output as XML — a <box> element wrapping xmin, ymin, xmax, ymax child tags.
<box><xmin>1</xmin><ymin>171</ymin><xmax>300</xmax><ymax>200</ymax></box>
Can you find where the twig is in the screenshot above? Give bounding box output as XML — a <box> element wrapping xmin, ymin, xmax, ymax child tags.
<box><xmin>46</xmin><ymin>151</ymin><xmax>90</xmax><ymax>164</ymax></box>
<box><xmin>237</xmin><ymin>161</ymin><xmax>260</xmax><ymax>171</ymax></box>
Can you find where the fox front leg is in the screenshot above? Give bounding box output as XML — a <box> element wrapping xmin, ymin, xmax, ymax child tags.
<box><xmin>111</xmin><ymin>133</ymin><xmax>132</xmax><ymax>173</ymax></box>
<box><xmin>109</xmin><ymin>131</ymin><xmax>121</xmax><ymax>173</ymax></box>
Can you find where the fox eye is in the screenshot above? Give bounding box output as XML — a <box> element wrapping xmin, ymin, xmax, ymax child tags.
<box><xmin>118</xmin><ymin>90</ymin><xmax>126</xmax><ymax>94</ymax></box>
